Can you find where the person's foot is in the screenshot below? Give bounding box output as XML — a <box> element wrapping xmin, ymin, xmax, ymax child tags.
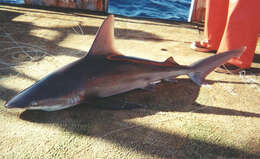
<box><xmin>190</xmin><ymin>41</ymin><xmax>217</xmax><ymax>53</ymax></box>
<box><xmin>215</xmin><ymin>63</ymin><xmax>243</xmax><ymax>74</ymax></box>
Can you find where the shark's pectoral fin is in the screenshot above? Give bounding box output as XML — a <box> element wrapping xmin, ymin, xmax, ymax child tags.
<box><xmin>87</xmin><ymin>15</ymin><xmax>122</xmax><ymax>56</ymax></box>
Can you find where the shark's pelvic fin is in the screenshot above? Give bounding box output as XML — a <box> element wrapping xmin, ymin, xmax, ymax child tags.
<box><xmin>88</xmin><ymin>15</ymin><xmax>121</xmax><ymax>56</ymax></box>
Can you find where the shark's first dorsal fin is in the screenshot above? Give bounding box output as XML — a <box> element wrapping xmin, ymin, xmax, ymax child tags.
<box><xmin>87</xmin><ymin>15</ymin><xmax>121</xmax><ymax>56</ymax></box>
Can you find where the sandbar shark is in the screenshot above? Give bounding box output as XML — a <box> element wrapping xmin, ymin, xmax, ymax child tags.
<box><xmin>5</xmin><ymin>15</ymin><xmax>245</xmax><ymax>111</ymax></box>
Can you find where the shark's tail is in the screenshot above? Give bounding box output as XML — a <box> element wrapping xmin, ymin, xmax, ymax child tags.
<box><xmin>188</xmin><ymin>47</ymin><xmax>246</xmax><ymax>85</ymax></box>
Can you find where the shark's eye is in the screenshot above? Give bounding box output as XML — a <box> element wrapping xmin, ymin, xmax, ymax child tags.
<box><xmin>31</xmin><ymin>101</ymin><xmax>38</xmax><ymax>106</ymax></box>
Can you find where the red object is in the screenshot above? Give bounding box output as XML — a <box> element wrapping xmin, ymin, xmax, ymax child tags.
<box><xmin>203</xmin><ymin>0</ymin><xmax>260</xmax><ymax>69</ymax></box>
<box><xmin>203</xmin><ymin>0</ymin><xmax>229</xmax><ymax>50</ymax></box>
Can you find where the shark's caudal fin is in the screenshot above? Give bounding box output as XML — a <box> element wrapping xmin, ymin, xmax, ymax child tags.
<box><xmin>87</xmin><ymin>15</ymin><xmax>121</xmax><ymax>56</ymax></box>
<box><xmin>188</xmin><ymin>47</ymin><xmax>246</xmax><ymax>85</ymax></box>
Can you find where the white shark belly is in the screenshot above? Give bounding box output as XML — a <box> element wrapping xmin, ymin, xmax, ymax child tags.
<box><xmin>27</xmin><ymin>104</ymin><xmax>77</xmax><ymax>111</ymax></box>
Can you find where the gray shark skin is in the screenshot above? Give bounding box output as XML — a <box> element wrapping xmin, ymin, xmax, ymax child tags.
<box><xmin>5</xmin><ymin>15</ymin><xmax>246</xmax><ymax>111</ymax></box>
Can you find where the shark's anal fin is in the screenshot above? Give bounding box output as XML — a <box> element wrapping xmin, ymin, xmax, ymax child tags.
<box><xmin>87</xmin><ymin>15</ymin><xmax>122</xmax><ymax>56</ymax></box>
<box><xmin>142</xmin><ymin>85</ymin><xmax>156</xmax><ymax>91</ymax></box>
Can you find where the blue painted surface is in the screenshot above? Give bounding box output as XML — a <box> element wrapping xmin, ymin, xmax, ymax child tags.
<box><xmin>109</xmin><ymin>0</ymin><xmax>191</xmax><ymax>22</ymax></box>
<box><xmin>0</xmin><ymin>0</ymin><xmax>191</xmax><ymax>22</ymax></box>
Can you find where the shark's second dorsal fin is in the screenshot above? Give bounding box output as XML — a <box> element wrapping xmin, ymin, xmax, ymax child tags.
<box><xmin>163</xmin><ymin>57</ymin><xmax>179</xmax><ymax>66</ymax></box>
<box><xmin>87</xmin><ymin>15</ymin><xmax>121</xmax><ymax>56</ymax></box>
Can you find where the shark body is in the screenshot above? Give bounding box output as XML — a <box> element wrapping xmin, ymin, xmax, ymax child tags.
<box><xmin>5</xmin><ymin>15</ymin><xmax>245</xmax><ymax>111</ymax></box>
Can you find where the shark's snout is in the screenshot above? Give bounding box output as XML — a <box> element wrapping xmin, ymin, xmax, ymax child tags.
<box><xmin>4</xmin><ymin>85</ymin><xmax>39</xmax><ymax>109</ymax></box>
<box><xmin>5</xmin><ymin>94</ymin><xmax>30</xmax><ymax>109</ymax></box>
<box><xmin>5</xmin><ymin>101</ymin><xmax>18</xmax><ymax>109</ymax></box>
<box><xmin>5</xmin><ymin>101</ymin><xmax>13</xmax><ymax>108</ymax></box>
